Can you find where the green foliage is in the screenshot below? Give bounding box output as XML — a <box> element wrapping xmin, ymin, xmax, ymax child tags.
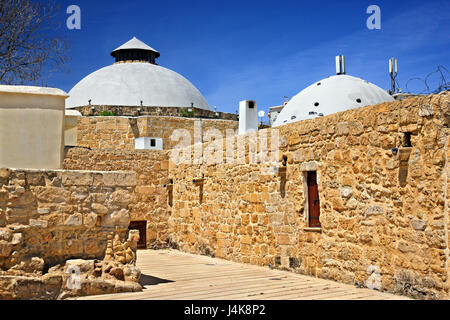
<box><xmin>99</xmin><ymin>110</ymin><xmax>115</xmax><ymax>116</ymax></box>
<box><xmin>179</xmin><ymin>108</ymin><xmax>194</xmax><ymax>118</ymax></box>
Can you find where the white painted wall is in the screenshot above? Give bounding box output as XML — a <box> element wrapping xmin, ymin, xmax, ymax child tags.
<box><xmin>0</xmin><ymin>85</ymin><xmax>68</xmax><ymax>169</ymax></box>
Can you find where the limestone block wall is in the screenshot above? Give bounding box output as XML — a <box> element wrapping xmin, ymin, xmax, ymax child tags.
<box><xmin>63</xmin><ymin>148</ymin><xmax>170</xmax><ymax>248</ymax></box>
<box><xmin>0</xmin><ymin>168</ymin><xmax>136</xmax><ymax>269</ymax></box>
<box><xmin>76</xmin><ymin>116</ymin><xmax>238</xmax><ymax>151</ymax></box>
<box><xmin>167</xmin><ymin>92</ymin><xmax>450</xmax><ymax>299</ymax></box>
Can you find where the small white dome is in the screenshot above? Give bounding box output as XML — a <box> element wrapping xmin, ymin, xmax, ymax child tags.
<box><xmin>273</xmin><ymin>75</ymin><xmax>394</xmax><ymax>127</ymax></box>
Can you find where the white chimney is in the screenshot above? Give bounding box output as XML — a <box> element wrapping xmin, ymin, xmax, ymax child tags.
<box><xmin>239</xmin><ymin>100</ymin><xmax>258</xmax><ymax>135</ymax></box>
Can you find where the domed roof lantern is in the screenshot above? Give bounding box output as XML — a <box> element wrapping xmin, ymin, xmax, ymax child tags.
<box><xmin>111</xmin><ymin>37</ymin><xmax>160</xmax><ymax>64</ymax></box>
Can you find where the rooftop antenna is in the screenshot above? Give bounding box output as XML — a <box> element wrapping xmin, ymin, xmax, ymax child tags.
<box><xmin>336</xmin><ymin>55</ymin><xmax>346</xmax><ymax>75</ymax></box>
<box><xmin>389</xmin><ymin>57</ymin><xmax>398</xmax><ymax>95</ymax></box>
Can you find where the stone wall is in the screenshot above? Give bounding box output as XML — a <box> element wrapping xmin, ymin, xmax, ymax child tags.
<box><xmin>166</xmin><ymin>92</ymin><xmax>450</xmax><ymax>299</ymax></box>
<box><xmin>0</xmin><ymin>168</ymin><xmax>136</xmax><ymax>269</ymax></box>
<box><xmin>76</xmin><ymin>116</ymin><xmax>238</xmax><ymax>151</ymax></box>
<box><xmin>62</xmin><ymin>93</ymin><xmax>449</xmax><ymax>299</ymax></box>
<box><xmin>63</xmin><ymin>148</ymin><xmax>170</xmax><ymax>248</ymax></box>
<box><xmin>72</xmin><ymin>105</ymin><xmax>239</xmax><ymax>121</ymax></box>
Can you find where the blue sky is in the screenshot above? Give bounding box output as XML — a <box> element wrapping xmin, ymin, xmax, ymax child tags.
<box><xmin>51</xmin><ymin>0</ymin><xmax>450</xmax><ymax>115</ymax></box>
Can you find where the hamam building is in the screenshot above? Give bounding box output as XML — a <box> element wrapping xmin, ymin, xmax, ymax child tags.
<box><xmin>64</xmin><ymin>37</ymin><xmax>238</xmax><ymax>150</ymax></box>
<box><xmin>0</xmin><ymin>36</ymin><xmax>448</xmax><ymax>300</ymax></box>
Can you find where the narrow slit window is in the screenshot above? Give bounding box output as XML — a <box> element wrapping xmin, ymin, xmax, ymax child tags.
<box><xmin>306</xmin><ymin>171</ymin><xmax>321</xmax><ymax>228</ymax></box>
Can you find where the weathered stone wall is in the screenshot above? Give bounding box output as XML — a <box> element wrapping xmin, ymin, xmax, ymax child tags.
<box><xmin>166</xmin><ymin>92</ymin><xmax>450</xmax><ymax>299</ymax></box>
<box><xmin>72</xmin><ymin>105</ymin><xmax>239</xmax><ymax>121</ymax></box>
<box><xmin>63</xmin><ymin>148</ymin><xmax>170</xmax><ymax>248</ymax></box>
<box><xmin>76</xmin><ymin>116</ymin><xmax>238</xmax><ymax>151</ymax></box>
<box><xmin>61</xmin><ymin>93</ymin><xmax>449</xmax><ymax>299</ymax></box>
<box><xmin>0</xmin><ymin>168</ymin><xmax>136</xmax><ymax>269</ymax></box>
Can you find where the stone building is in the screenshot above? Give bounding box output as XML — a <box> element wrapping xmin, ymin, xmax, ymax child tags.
<box><xmin>64</xmin><ymin>91</ymin><xmax>450</xmax><ymax>299</ymax></box>
<box><xmin>60</xmin><ymin>49</ymin><xmax>450</xmax><ymax>299</ymax></box>
<box><xmin>1</xmin><ymin>39</ymin><xmax>449</xmax><ymax>300</ymax></box>
<box><xmin>64</xmin><ymin>37</ymin><xmax>239</xmax><ymax>151</ymax></box>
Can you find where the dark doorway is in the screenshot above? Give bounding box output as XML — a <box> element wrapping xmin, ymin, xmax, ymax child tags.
<box><xmin>307</xmin><ymin>171</ymin><xmax>321</xmax><ymax>228</ymax></box>
<box><xmin>129</xmin><ymin>221</ymin><xmax>147</xmax><ymax>249</ymax></box>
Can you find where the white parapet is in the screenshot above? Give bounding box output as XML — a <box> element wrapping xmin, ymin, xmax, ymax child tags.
<box><xmin>0</xmin><ymin>85</ymin><xmax>68</xmax><ymax>169</ymax></box>
<box><xmin>238</xmin><ymin>100</ymin><xmax>258</xmax><ymax>135</ymax></box>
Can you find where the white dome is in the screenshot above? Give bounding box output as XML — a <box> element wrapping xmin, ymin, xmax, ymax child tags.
<box><xmin>66</xmin><ymin>62</ymin><xmax>210</xmax><ymax>110</ymax></box>
<box><xmin>272</xmin><ymin>75</ymin><xmax>394</xmax><ymax>127</ymax></box>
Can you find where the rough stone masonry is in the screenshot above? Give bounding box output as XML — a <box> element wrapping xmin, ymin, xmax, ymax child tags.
<box><xmin>0</xmin><ymin>168</ymin><xmax>143</xmax><ymax>299</ymax></box>
<box><xmin>64</xmin><ymin>93</ymin><xmax>449</xmax><ymax>299</ymax></box>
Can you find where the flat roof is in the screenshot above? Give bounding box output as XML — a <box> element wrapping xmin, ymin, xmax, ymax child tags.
<box><xmin>0</xmin><ymin>85</ymin><xmax>69</xmax><ymax>97</ymax></box>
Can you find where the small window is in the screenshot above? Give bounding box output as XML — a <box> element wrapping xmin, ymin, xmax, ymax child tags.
<box><xmin>403</xmin><ymin>133</ymin><xmax>412</xmax><ymax>147</ymax></box>
<box><xmin>306</xmin><ymin>171</ymin><xmax>321</xmax><ymax>228</ymax></box>
<box><xmin>150</xmin><ymin>139</ymin><xmax>156</xmax><ymax>147</ymax></box>
<box><xmin>282</xmin><ymin>155</ymin><xmax>288</xmax><ymax>167</ymax></box>
<box><xmin>356</xmin><ymin>98</ymin><xmax>362</xmax><ymax>103</ymax></box>
<box><xmin>248</xmin><ymin>101</ymin><xmax>255</xmax><ymax>109</ymax></box>
<box><xmin>314</xmin><ymin>102</ymin><xmax>320</xmax><ymax>107</ymax></box>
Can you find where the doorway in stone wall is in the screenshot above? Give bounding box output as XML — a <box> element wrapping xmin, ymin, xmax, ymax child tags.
<box><xmin>129</xmin><ymin>221</ymin><xmax>147</xmax><ymax>249</ymax></box>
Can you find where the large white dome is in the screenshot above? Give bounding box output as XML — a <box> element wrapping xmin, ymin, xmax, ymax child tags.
<box><xmin>66</xmin><ymin>62</ymin><xmax>210</xmax><ymax>110</ymax></box>
<box><xmin>272</xmin><ymin>75</ymin><xmax>394</xmax><ymax>127</ymax></box>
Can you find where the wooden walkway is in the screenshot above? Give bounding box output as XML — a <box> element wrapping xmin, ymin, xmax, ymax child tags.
<box><xmin>78</xmin><ymin>249</ymin><xmax>409</xmax><ymax>300</ymax></box>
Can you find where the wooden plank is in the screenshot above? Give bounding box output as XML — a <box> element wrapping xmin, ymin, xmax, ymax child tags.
<box><xmin>76</xmin><ymin>250</ymin><xmax>409</xmax><ymax>301</ymax></box>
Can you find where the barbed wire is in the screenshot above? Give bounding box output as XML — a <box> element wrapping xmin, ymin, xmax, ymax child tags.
<box><xmin>404</xmin><ymin>65</ymin><xmax>450</xmax><ymax>94</ymax></box>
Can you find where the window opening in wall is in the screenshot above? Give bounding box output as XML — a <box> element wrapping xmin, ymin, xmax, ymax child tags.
<box><xmin>150</xmin><ymin>139</ymin><xmax>156</xmax><ymax>147</ymax></box>
<box><xmin>307</xmin><ymin>171</ymin><xmax>321</xmax><ymax>228</ymax></box>
<box><xmin>403</xmin><ymin>132</ymin><xmax>412</xmax><ymax>147</ymax></box>
<box><xmin>282</xmin><ymin>155</ymin><xmax>288</xmax><ymax>167</ymax></box>
<box><xmin>167</xmin><ymin>178</ymin><xmax>174</xmax><ymax>207</ymax></box>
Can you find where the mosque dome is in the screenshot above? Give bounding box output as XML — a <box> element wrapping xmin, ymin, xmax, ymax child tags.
<box><xmin>66</xmin><ymin>37</ymin><xmax>210</xmax><ymax>110</ymax></box>
<box><xmin>272</xmin><ymin>74</ymin><xmax>394</xmax><ymax>127</ymax></box>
